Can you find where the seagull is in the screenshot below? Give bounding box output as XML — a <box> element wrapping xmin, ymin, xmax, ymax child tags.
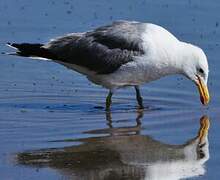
<box><xmin>7</xmin><ymin>20</ymin><xmax>210</xmax><ymax>110</ymax></box>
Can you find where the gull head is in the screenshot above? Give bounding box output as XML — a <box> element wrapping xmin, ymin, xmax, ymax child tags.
<box><xmin>180</xmin><ymin>43</ymin><xmax>209</xmax><ymax>105</ymax></box>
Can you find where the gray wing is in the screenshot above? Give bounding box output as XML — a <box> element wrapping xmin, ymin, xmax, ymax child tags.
<box><xmin>45</xmin><ymin>21</ymin><xmax>146</xmax><ymax>74</ymax></box>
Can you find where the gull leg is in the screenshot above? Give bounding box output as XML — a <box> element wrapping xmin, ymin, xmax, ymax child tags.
<box><xmin>135</xmin><ymin>109</ymin><xmax>144</xmax><ymax>135</ymax></box>
<box><xmin>106</xmin><ymin>91</ymin><xmax>113</xmax><ymax>111</ymax></box>
<box><xmin>106</xmin><ymin>111</ymin><xmax>113</xmax><ymax>128</ymax></box>
<box><xmin>134</xmin><ymin>86</ymin><xmax>144</xmax><ymax>109</ymax></box>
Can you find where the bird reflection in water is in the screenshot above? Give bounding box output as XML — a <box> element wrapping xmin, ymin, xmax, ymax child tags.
<box><xmin>17</xmin><ymin>112</ymin><xmax>210</xmax><ymax>180</ymax></box>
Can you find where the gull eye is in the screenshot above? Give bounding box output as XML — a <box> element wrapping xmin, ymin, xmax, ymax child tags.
<box><xmin>199</xmin><ymin>68</ymin><xmax>204</xmax><ymax>74</ymax></box>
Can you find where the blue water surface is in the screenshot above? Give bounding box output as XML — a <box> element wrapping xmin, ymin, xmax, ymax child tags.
<box><xmin>0</xmin><ymin>0</ymin><xmax>220</xmax><ymax>179</ymax></box>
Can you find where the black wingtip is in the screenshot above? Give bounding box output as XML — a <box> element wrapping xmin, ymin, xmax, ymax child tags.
<box><xmin>6</xmin><ymin>42</ymin><xmax>13</xmax><ymax>46</ymax></box>
<box><xmin>6</xmin><ymin>42</ymin><xmax>11</xmax><ymax>46</ymax></box>
<box><xmin>5</xmin><ymin>42</ymin><xmax>57</xmax><ymax>59</ymax></box>
<box><xmin>6</xmin><ymin>42</ymin><xmax>17</xmax><ymax>49</ymax></box>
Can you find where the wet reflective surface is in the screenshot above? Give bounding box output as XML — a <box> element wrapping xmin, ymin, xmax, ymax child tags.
<box><xmin>17</xmin><ymin>115</ymin><xmax>210</xmax><ymax>180</ymax></box>
<box><xmin>1</xmin><ymin>0</ymin><xmax>220</xmax><ymax>180</ymax></box>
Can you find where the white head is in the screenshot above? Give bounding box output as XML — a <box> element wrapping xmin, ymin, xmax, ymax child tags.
<box><xmin>180</xmin><ymin>43</ymin><xmax>210</xmax><ymax>105</ymax></box>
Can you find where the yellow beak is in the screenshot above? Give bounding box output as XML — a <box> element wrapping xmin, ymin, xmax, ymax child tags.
<box><xmin>198</xmin><ymin>115</ymin><xmax>210</xmax><ymax>144</ymax></box>
<box><xmin>196</xmin><ymin>76</ymin><xmax>210</xmax><ymax>105</ymax></box>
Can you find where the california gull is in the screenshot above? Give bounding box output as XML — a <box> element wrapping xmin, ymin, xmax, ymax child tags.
<box><xmin>7</xmin><ymin>20</ymin><xmax>210</xmax><ymax>110</ymax></box>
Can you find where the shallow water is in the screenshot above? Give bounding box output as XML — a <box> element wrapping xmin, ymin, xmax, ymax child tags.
<box><xmin>0</xmin><ymin>0</ymin><xmax>220</xmax><ymax>180</ymax></box>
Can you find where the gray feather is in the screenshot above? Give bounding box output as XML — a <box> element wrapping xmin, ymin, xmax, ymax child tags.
<box><xmin>45</xmin><ymin>21</ymin><xmax>146</xmax><ymax>74</ymax></box>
